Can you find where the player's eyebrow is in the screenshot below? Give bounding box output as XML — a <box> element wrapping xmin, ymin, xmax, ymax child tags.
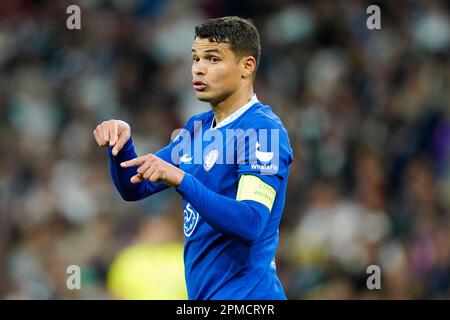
<box><xmin>191</xmin><ymin>48</ymin><xmax>223</xmax><ymax>55</ymax></box>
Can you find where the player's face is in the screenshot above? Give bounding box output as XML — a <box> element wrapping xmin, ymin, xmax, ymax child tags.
<box><xmin>191</xmin><ymin>38</ymin><xmax>243</xmax><ymax>104</ymax></box>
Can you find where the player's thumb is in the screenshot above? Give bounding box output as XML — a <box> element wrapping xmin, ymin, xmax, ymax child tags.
<box><xmin>109</xmin><ymin>133</ymin><xmax>118</xmax><ymax>147</ymax></box>
<box><xmin>109</xmin><ymin>122</ymin><xmax>119</xmax><ymax>147</ymax></box>
<box><xmin>112</xmin><ymin>132</ymin><xmax>130</xmax><ymax>156</ymax></box>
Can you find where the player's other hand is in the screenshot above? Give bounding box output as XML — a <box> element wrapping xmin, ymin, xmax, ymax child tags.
<box><xmin>120</xmin><ymin>154</ymin><xmax>185</xmax><ymax>187</ymax></box>
<box><xmin>93</xmin><ymin>119</ymin><xmax>131</xmax><ymax>156</ymax></box>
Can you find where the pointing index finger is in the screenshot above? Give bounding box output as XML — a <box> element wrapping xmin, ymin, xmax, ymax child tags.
<box><xmin>121</xmin><ymin>157</ymin><xmax>145</xmax><ymax>168</ymax></box>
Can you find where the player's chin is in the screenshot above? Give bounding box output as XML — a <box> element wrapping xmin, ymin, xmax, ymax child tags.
<box><xmin>194</xmin><ymin>91</ymin><xmax>213</xmax><ymax>102</ymax></box>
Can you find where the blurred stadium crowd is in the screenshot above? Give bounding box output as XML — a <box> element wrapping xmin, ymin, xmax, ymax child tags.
<box><xmin>0</xmin><ymin>0</ymin><xmax>449</xmax><ymax>299</ymax></box>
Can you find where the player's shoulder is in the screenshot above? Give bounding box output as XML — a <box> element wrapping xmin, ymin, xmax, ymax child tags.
<box><xmin>240</xmin><ymin>101</ymin><xmax>295</xmax><ymax>168</ymax></box>
<box><xmin>241</xmin><ymin>102</ymin><xmax>291</xmax><ymax>138</ymax></box>
<box><xmin>183</xmin><ymin>110</ymin><xmax>214</xmax><ymax>130</ymax></box>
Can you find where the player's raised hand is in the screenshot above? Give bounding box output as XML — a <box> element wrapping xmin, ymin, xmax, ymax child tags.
<box><xmin>120</xmin><ymin>154</ymin><xmax>185</xmax><ymax>187</ymax></box>
<box><xmin>93</xmin><ymin>119</ymin><xmax>131</xmax><ymax>156</ymax></box>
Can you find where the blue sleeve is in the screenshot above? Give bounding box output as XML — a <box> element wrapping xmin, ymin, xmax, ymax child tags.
<box><xmin>108</xmin><ymin>117</ymin><xmax>196</xmax><ymax>202</ymax></box>
<box><xmin>108</xmin><ymin>137</ymin><xmax>176</xmax><ymax>201</ymax></box>
<box><xmin>235</xmin><ymin>116</ymin><xmax>294</xmax><ymax>188</ymax></box>
<box><xmin>176</xmin><ymin>173</ymin><xmax>273</xmax><ymax>245</ymax></box>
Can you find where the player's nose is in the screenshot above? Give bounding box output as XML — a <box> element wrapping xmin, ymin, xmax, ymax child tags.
<box><xmin>192</xmin><ymin>61</ymin><xmax>206</xmax><ymax>75</ymax></box>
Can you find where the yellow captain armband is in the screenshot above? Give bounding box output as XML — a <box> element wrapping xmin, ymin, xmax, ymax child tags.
<box><xmin>236</xmin><ymin>174</ymin><xmax>277</xmax><ymax>211</ymax></box>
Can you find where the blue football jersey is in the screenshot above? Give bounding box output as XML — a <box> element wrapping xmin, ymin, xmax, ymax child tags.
<box><xmin>172</xmin><ymin>95</ymin><xmax>294</xmax><ymax>299</ymax></box>
<box><xmin>108</xmin><ymin>95</ymin><xmax>294</xmax><ymax>300</ymax></box>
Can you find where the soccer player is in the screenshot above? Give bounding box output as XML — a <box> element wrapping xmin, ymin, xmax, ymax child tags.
<box><xmin>93</xmin><ymin>16</ymin><xmax>294</xmax><ymax>300</ymax></box>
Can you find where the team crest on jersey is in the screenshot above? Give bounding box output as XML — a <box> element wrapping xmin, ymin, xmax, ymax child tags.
<box><xmin>203</xmin><ymin>149</ymin><xmax>219</xmax><ymax>171</ymax></box>
<box><xmin>184</xmin><ymin>203</ymin><xmax>199</xmax><ymax>237</ymax></box>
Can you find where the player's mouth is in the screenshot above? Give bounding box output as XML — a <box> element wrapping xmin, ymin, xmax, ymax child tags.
<box><xmin>192</xmin><ymin>80</ymin><xmax>207</xmax><ymax>92</ymax></box>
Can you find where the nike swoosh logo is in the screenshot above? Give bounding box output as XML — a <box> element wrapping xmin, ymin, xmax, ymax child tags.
<box><xmin>180</xmin><ymin>154</ymin><xmax>193</xmax><ymax>163</ymax></box>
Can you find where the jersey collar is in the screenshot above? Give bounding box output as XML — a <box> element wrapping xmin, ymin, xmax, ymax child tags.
<box><xmin>211</xmin><ymin>94</ymin><xmax>259</xmax><ymax>129</ymax></box>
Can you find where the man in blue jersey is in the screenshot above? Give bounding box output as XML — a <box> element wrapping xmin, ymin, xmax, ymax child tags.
<box><xmin>93</xmin><ymin>16</ymin><xmax>294</xmax><ymax>300</ymax></box>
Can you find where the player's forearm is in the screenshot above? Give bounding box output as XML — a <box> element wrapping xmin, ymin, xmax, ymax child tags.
<box><xmin>176</xmin><ymin>173</ymin><xmax>270</xmax><ymax>245</ymax></box>
<box><xmin>108</xmin><ymin>137</ymin><xmax>165</xmax><ymax>201</ymax></box>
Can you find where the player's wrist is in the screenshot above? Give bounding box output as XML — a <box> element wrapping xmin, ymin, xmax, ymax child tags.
<box><xmin>175</xmin><ymin>172</ymin><xmax>192</xmax><ymax>193</ymax></box>
<box><xmin>172</xmin><ymin>169</ymin><xmax>186</xmax><ymax>187</ymax></box>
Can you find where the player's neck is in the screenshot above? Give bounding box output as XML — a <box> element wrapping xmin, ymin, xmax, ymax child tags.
<box><xmin>211</xmin><ymin>86</ymin><xmax>254</xmax><ymax>126</ymax></box>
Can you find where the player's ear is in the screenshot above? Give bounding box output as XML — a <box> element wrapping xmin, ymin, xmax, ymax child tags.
<box><xmin>241</xmin><ymin>56</ymin><xmax>256</xmax><ymax>79</ymax></box>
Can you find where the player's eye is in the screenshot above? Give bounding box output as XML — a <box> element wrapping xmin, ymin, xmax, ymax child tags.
<box><xmin>210</xmin><ymin>57</ymin><xmax>219</xmax><ymax>63</ymax></box>
<box><xmin>192</xmin><ymin>57</ymin><xmax>199</xmax><ymax>62</ymax></box>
